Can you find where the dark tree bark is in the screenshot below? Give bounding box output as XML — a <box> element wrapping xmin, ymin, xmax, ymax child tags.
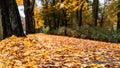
<box><xmin>100</xmin><ymin>12</ymin><xmax>104</xmax><ymax>27</ymax></box>
<box><xmin>0</xmin><ymin>0</ymin><xmax>25</xmax><ymax>38</ymax></box>
<box><xmin>63</xmin><ymin>9</ymin><xmax>67</xmax><ymax>36</ymax></box>
<box><xmin>23</xmin><ymin>0</ymin><xmax>35</xmax><ymax>34</ymax></box>
<box><xmin>92</xmin><ymin>0</ymin><xmax>99</xmax><ymax>26</ymax></box>
<box><xmin>61</xmin><ymin>0</ymin><xmax>67</xmax><ymax>36</ymax></box>
<box><xmin>57</xmin><ymin>13</ymin><xmax>60</xmax><ymax>28</ymax></box>
<box><xmin>117</xmin><ymin>12</ymin><xmax>120</xmax><ymax>30</ymax></box>
<box><xmin>52</xmin><ymin>0</ymin><xmax>57</xmax><ymax>29</ymax></box>
<box><xmin>100</xmin><ymin>1</ymin><xmax>107</xmax><ymax>27</ymax></box>
<box><xmin>44</xmin><ymin>1</ymin><xmax>51</xmax><ymax>30</ymax></box>
<box><xmin>76</xmin><ymin>1</ymin><xmax>84</xmax><ymax>27</ymax></box>
<box><xmin>7</xmin><ymin>0</ymin><xmax>25</xmax><ymax>36</ymax></box>
<box><xmin>0</xmin><ymin>0</ymin><xmax>13</xmax><ymax>38</ymax></box>
<box><xmin>117</xmin><ymin>0</ymin><xmax>120</xmax><ymax>30</ymax></box>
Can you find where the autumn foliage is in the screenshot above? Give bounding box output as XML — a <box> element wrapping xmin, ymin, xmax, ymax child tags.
<box><xmin>0</xmin><ymin>33</ymin><xmax>120</xmax><ymax>67</ymax></box>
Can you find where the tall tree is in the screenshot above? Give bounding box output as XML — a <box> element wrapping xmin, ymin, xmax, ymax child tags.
<box><xmin>61</xmin><ymin>0</ymin><xmax>67</xmax><ymax>36</ymax></box>
<box><xmin>0</xmin><ymin>0</ymin><xmax>13</xmax><ymax>38</ymax></box>
<box><xmin>0</xmin><ymin>0</ymin><xmax>25</xmax><ymax>39</ymax></box>
<box><xmin>40</xmin><ymin>0</ymin><xmax>50</xmax><ymax>31</ymax></box>
<box><xmin>0</xmin><ymin>9</ymin><xmax>3</xmax><ymax>40</ymax></box>
<box><xmin>76</xmin><ymin>0</ymin><xmax>84</xmax><ymax>26</ymax></box>
<box><xmin>52</xmin><ymin>0</ymin><xmax>57</xmax><ymax>29</ymax></box>
<box><xmin>92</xmin><ymin>0</ymin><xmax>99</xmax><ymax>26</ymax></box>
<box><xmin>117</xmin><ymin>0</ymin><xmax>120</xmax><ymax>30</ymax></box>
<box><xmin>23</xmin><ymin>0</ymin><xmax>35</xmax><ymax>34</ymax></box>
<box><xmin>100</xmin><ymin>1</ymin><xmax>106</xmax><ymax>27</ymax></box>
<box><xmin>8</xmin><ymin>0</ymin><xmax>25</xmax><ymax>36</ymax></box>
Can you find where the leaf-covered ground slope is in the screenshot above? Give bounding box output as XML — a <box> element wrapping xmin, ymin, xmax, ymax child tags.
<box><xmin>0</xmin><ymin>33</ymin><xmax>120</xmax><ymax>68</ymax></box>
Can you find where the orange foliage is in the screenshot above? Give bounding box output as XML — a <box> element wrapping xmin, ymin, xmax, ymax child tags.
<box><xmin>16</xmin><ymin>0</ymin><xmax>23</xmax><ymax>5</ymax></box>
<box><xmin>0</xmin><ymin>34</ymin><xmax>120</xmax><ymax>67</ymax></box>
<box><xmin>16</xmin><ymin>0</ymin><xmax>33</xmax><ymax>5</ymax></box>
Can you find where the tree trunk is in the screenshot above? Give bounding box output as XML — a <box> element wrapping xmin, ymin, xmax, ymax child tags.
<box><xmin>92</xmin><ymin>0</ymin><xmax>99</xmax><ymax>26</ymax></box>
<box><xmin>100</xmin><ymin>13</ymin><xmax>104</xmax><ymax>27</ymax></box>
<box><xmin>76</xmin><ymin>1</ymin><xmax>84</xmax><ymax>27</ymax></box>
<box><xmin>117</xmin><ymin>0</ymin><xmax>120</xmax><ymax>30</ymax></box>
<box><xmin>100</xmin><ymin>1</ymin><xmax>107</xmax><ymax>27</ymax></box>
<box><xmin>117</xmin><ymin>12</ymin><xmax>120</xmax><ymax>30</ymax></box>
<box><xmin>63</xmin><ymin>9</ymin><xmax>67</xmax><ymax>36</ymax></box>
<box><xmin>46</xmin><ymin>1</ymin><xmax>51</xmax><ymax>30</ymax></box>
<box><xmin>0</xmin><ymin>0</ymin><xmax>25</xmax><ymax>38</ymax></box>
<box><xmin>23</xmin><ymin>0</ymin><xmax>35</xmax><ymax>34</ymax></box>
<box><xmin>8</xmin><ymin>0</ymin><xmax>25</xmax><ymax>36</ymax></box>
<box><xmin>61</xmin><ymin>0</ymin><xmax>67</xmax><ymax>36</ymax></box>
<box><xmin>0</xmin><ymin>9</ymin><xmax>3</xmax><ymax>40</ymax></box>
<box><xmin>52</xmin><ymin>0</ymin><xmax>57</xmax><ymax>29</ymax></box>
<box><xmin>57</xmin><ymin>13</ymin><xmax>60</xmax><ymax>28</ymax></box>
<box><xmin>0</xmin><ymin>0</ymin><xmax>13</xmax><ymax>38</ymax></box>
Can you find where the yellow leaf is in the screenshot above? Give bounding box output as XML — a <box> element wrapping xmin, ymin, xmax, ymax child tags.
<box><xmin>73</xmin><ymin>6</ymin><xmax>79</xmax><ymax>11</ymax></box>
<box><xmin>13</xmin><ymin>65</ymin><xmax>19</xmax><ymax>68</ymax></box>
<box><xmin>0</xmin><ymin>61</ymin><xmax>6</xmax><ymax>68</ymax></box>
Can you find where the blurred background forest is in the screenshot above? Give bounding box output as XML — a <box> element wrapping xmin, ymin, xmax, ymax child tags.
<box><xmin>0</xmin><ymin>0</ymin><xmax>120</xmax><ymax>43</ymax></box>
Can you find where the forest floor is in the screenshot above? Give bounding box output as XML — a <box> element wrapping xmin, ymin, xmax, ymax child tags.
<box><xmin>0</xmin><ymin>33</ymin><xmax>120</xmax><ymax>68</ymax></box>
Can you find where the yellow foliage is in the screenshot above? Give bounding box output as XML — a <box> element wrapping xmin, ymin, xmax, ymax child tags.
<box><xmin>82</xmin><ymin>2</ymin><xmax>88</xmax><ymax>10</ymax></box>
<box><xmin>73</xmin><ymin>6</ymin><xmax>79</xmax><ymax>11</ymax></box>
<box><xmin>108</xmin><ymin>16</ymin><xmax>117</xmax><ymax>22</ymax></box>
<box><xmin>34</xmin><ymin>6</ymin><xmax>44</xmax><ymax>29</ymax></box>
<box><xmin>56</xmin><ymin>0</ymin><xmax>87</xmax><ymax>12</ymax></box>
<box><xmin>34</xmin><ymin>6</ymin><xmax>39</xmax><ymax>15</ymax></box>
<box><xmin>13</xmin><ymin>65</ymin><xmax>19</xmax><ymax>68</ymax></box>
<box><xmin>35</xmin><ymin>20</ymin><xmax>44</xmax><ymax>29</ymax></box>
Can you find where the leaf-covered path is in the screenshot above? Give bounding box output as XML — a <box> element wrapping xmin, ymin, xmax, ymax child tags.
<box><xmin>0</xmin><ymin>33</ymin><xmax>120</xmax><ymax>68</ymax></box>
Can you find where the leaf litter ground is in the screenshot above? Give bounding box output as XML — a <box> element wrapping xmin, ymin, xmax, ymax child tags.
<box><xmin>0</xmin><ymin>33</ymin><xmax>120</xmax><ymax>68</ymax></box>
